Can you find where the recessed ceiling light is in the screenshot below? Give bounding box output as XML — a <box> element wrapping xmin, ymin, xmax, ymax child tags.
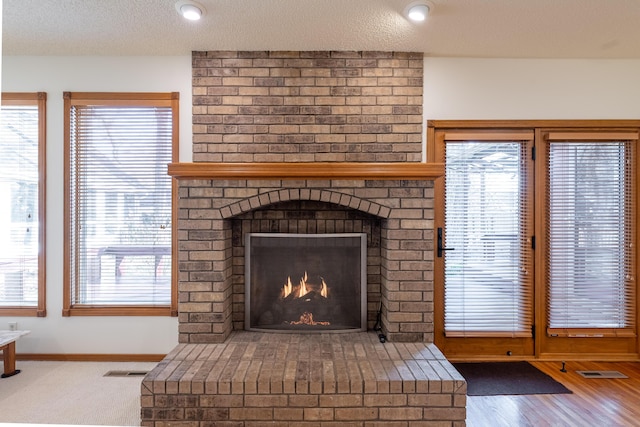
<box><xmin>175</xmin><ymin>0</ymin><xmax>206</xmax><ymax>21</ymax></box>
<box><xmin>405</xmin><ymin>1</ymin><xmax>432</xmax><ymax>22</ymax></box>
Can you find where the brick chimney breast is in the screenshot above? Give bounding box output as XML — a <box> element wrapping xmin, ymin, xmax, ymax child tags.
<box><xmin>192</xmin><ymin>51</ymin><xmax>424</xmax><ymax>163</ymax></box>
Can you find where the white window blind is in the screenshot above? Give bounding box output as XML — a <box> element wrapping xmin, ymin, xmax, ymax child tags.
<box><xmin>68</xmin><ymin>103</ymin><xmax>173</xmax><ymax>306</ymax></box>
<box><xmin>0</xmin><ymin>103</ymin><xmax>39</xmax><ymax>307</ymax></box>
<box><xmin>546</xmin><ymin>139</ymin><xmax>636</xmax><ymax>334</ymax></box>
<box><xmin>444</xmin><ymin>140</ymin><xmax>533</xmax><ymax>337</ymax></box>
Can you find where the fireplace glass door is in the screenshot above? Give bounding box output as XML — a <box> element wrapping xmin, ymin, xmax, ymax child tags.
<box><xmin>245</xmin><ymin>233</ymin><xmax>367</xmax><ymax>332</ymax></box>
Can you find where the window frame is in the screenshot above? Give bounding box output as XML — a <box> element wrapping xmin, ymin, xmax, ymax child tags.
<box><xmin>0</xmin><ymin>92</ymin><xmax>47</xmax><ymax>317</ymax></box>
<box><xmin>63</xmin><ymin>92</ymin><xmax>179</xmax><ymax>317</ymax></box>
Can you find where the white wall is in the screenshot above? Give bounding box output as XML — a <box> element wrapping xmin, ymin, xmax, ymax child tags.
<box><xmin>1</xmin><ymin>56</ymin><xmax>192</xmax><ymax>355</ymax></box>
<box><xmin>424</xmin><ymin>58</ymin><xmax>640</xmax><ymax>120</ymax></box>
<box><xmin>3</xmin><ymin>55</ymin><xmax>640</xmax><ymax>354</ymax></box>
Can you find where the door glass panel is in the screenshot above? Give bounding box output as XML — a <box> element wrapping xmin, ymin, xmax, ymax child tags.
<box><xmin>547</xmin><ymin>141</ymin><xmax>635</xmax><ymax>330</ymax></box>
<box><xmin>444</xmin><ymin>141</ymin><xmax>532</xmax><ymax>337</ymax></box>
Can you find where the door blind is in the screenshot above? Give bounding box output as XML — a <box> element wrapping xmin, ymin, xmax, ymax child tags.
<box><xmin>444</xmin><ymin>139</ymin><xmax>533</xmax><ymax>337</ymax></box>
<box><xmin>68</xmin><ymin>103</ymin><xmax>173</xmax><ymax>306</ymax></box>
<box><xmin>546</xmin><ymin>138</ymin><xmax>636</xmax><ymax>334</ymax></box>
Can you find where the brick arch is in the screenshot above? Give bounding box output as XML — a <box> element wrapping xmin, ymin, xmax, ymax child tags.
<box><xmin>220</xmin><ymin>188</ymin><xmax>391</xmax><ymax>219</ymax></box>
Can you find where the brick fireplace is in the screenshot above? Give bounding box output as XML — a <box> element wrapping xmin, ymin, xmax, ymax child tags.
<box><xmin>170</xmin><ymin>162</ymin><xmax>444</xmax><ymax>342</ymax></box>
<box><xmin>141</xmin><ymin>51</ymin><xmax>466</xmax><ymax>426</ymax></box>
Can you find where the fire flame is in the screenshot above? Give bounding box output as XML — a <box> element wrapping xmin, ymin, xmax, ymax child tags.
<box><xmin>320</xmin><ymin>277</ymin><xmax>328</xmax><ymax>298</ymax></box>
<box><xmin>281</xmin><ymin>271</ymin><xmax>330</xmax><ymax>299</ymax></box>
<box><xmin>299</xmin><ymin>271</ymin><xmax>309</xmax><ymax>298</ymax></box>
<box><xmin>282</xmin><ymin>276</ymin><xmax>293</xmax><ymax>298</ymax></box>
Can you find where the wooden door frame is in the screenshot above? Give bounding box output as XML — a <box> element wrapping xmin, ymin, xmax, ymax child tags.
<box><xmin>431</xmin><ymin>127</ymin><xmax>535</xmax><ymax>360</ymax></box>
<box><xmin>428</xmin><ymin>120</ymin><xmax>640</xmax><ymax>361</ymax></box>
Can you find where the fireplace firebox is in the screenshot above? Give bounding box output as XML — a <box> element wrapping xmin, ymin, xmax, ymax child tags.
<box><xmin>245</xmin><ymin>233</ymin><xmax>367</xmax><ymax>332</ymax></box>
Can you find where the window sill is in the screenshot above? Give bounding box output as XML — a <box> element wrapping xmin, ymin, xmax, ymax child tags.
<box><xmin>0</xmin><ymin>307</ymin><xmax>45</xmax><ymax>317</ymax></box>
<box><xmin>62</xmin><ymin>305</ymin><xmax>176</xmax><ymax>317</ymax></box>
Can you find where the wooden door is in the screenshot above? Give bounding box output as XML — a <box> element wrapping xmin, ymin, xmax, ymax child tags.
<box><xmin>434</xmin><ymin>130</ymin><xmax>535</xmax><ymax>359</ymax></box>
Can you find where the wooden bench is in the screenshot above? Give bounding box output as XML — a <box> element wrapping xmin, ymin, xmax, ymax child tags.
<box><xmin>0</xmin><ymin>330</ymin><xmax>30</xmax><ymax>378</ymax></box>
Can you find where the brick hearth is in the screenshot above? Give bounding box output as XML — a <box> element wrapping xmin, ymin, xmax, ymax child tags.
<box><xmin>142</xmin><ymin>331</ymin><xmax>466</xmax><ymax>426</ymax></box>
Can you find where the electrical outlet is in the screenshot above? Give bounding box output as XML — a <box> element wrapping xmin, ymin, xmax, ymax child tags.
<box><xmin>8</xmin><ymin>322</ymin><xmax>17</xmax><ymax>331</ymax></box>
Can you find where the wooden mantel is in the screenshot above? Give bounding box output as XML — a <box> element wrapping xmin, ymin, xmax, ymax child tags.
<box><xmin>167</xmin><ymin>162</ymin><xmax>445</xmax><ymax>180</ymax></box>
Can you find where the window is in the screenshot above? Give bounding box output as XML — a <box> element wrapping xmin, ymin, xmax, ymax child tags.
<box><xmin>0</xmin><ymin>92</ymin><xmax>47</xmax><ymax>317</ymax></box>
<box><xmin>63</xmin><ymin>92</ymin><xmax>178</xmax><ymax>316</ymax></box>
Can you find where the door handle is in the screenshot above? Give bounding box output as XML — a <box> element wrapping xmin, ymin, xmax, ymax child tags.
<box><xmin>437</xmin><ymin>227</ymin><xmax>454</xmax><ymax>258</ymax></box>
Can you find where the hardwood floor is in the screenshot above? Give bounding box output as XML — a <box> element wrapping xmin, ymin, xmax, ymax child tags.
<box><xmin>466</xmin><ymin>361</ymin><xmax>640</xmax><ymax>426</ymax></box>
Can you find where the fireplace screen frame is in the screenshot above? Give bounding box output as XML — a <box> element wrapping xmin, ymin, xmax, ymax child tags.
<box><xmin>245</xmin><ymin>232</ymin><xmax>367</xmax><ymax>333</ymax></box>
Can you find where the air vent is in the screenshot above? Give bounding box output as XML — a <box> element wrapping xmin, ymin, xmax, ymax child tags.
<box><xmin>576</xmin><ymin>370</ymin><xmax>628</xmax><ymax>379</ymax></box>
<box><xmin>104</xmin><ymin>370</ymin><xmax>149</xmax><ymax>377</ymax></box>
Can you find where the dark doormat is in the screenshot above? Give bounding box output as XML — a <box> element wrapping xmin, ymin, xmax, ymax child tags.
<box><xmin>452</xmin><ymin>361</ymin><xmax>573</xmax><ymax>396</ymax></box>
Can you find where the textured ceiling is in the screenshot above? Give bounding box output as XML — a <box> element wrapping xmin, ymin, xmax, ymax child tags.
<box><xmin>4</xmin><ymin>0</ymin><xmax>640</xmax><ymax>58</ymax></box>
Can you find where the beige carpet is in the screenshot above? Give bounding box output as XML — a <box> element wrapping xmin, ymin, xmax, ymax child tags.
<box><xmin>0</xmin><ymin>361</ymin><xmax>157</xmax><ymax>426</ymax></box>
